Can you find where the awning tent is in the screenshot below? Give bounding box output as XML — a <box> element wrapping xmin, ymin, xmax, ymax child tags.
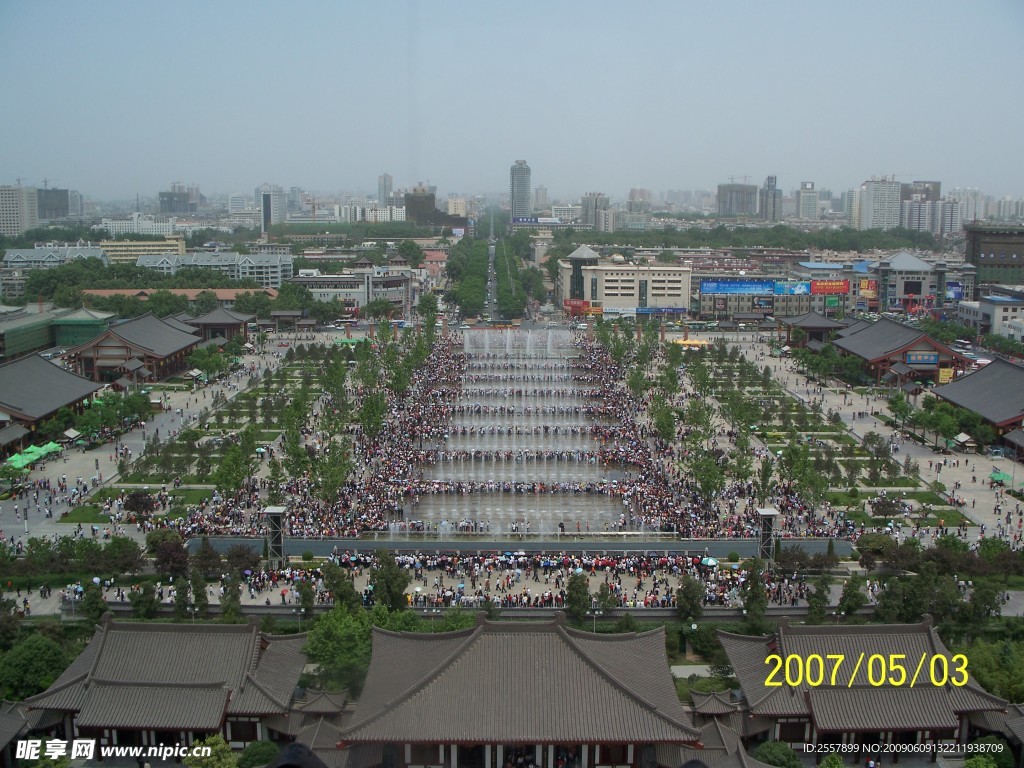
<box><xmin>63</xmin><ymin>428</ymin><xmax>82</xmax><ymax>441</ymax></box>
<box><xmin>953</xmin><ymin>432</ymin><xmax>977</xmax><ymax>447</ymax></box>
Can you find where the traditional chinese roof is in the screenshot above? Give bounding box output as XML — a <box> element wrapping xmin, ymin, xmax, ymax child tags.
<box><xmin>26</xmin><ymin>618</ymin><xmax>308</xmax><ymax>730</ymax></box>
<box><xmin>931</xmin><ymin>358</ymin><xmax>1024</xmax><ymax>427</ymax></box>
<box><xmin>718</xmin><ymin>618</ymin><xmax>1005</xmax><ymax>732</ymax></box>
<box><xmin>342</xmin><ymin>616</ymin><xmax>699</xmax><ymax>745</ymax></box>
<box><xmin>0</xmin><ymin>355</ymin><xmax>102</xmax><ymax>422</ymax></box>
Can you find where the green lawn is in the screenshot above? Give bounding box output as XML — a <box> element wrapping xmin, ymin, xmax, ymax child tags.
<box><xmin>170</xmin><ymin>488</ymin><xmax>213</xmax><ymax>505</ymax></box>
<box><xmin>58</xmin><ymin>505</ymin><xmax>109</xmax><ymax>523</ymax></box>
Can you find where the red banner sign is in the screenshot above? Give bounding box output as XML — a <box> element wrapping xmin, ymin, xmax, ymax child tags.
<box><xmin>811</xmin><ymin>279</ymin><xmax>850</xmax><ymax>296</ymax></box>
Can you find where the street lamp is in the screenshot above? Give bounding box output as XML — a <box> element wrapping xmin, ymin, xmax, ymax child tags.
<box><xmin>586</xmin><ymin>609</ymin><xmax>604</xmax><ymax>633</ymax></box>
<box><xmin>187</xmin><ymin>604</ymin><xmax>198</xmax><ymax>623</ymax></box>
<box><xmin>424</xmin><ymin>607</ymin><xmax>441</xmax><ymax>627</ymax></box>
<box><xmin>293</xmin><ymin>607</ymin><xmax>307</xmax><ymax>623</ymax></box>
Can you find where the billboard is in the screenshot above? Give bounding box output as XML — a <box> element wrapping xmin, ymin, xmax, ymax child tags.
<box><xmin>906</xmin><ymin>351</ymin><xmax>939</xmax><ymax>366</ymax></box>
<box><xmin>938</xmin><ymin>368</ymin><xmax>954</xmax><ymax>384</ymax></box>
<box><xmin>811</xmin><ymin>279</ymin><xmax>850</xmax><ymax>295</ymax></box>
<box><xmin>945</xmin><ymin>282</ymin><xmax>964</xmax><ymax>301</ymax></box>
<box><xmin>753</xmin><ymin>296</ymin><xmax>774</xmax><ymax>310</ymax></box>
<box><xmin>825</xmin><ymin>296</ymin><xmax>840</xmax><ymax>308</ymax></box>
<box><xmin>450</xmin><ymin>227</ymin><xmax>466</xmax><ymax>238</ymax></box>
<box><xmin>513</xmin><ymin>217</ymin><xmax>539</xmax><ymax>224</ymax></box>
<box><xmin>699</xmin><ymin>278</ymin><xmax>775</xmax><ymax>295</ymax></box>
<box><xmin>774</xmin><ymin>281</ymin><xmax>811</xmax><ymax>295</ymax></box>
<box><xmin>563</xmin><ymin>299</ymin><xmax>589</xmax><ymax>309</ymax></box>
<box><xmin>858</xmin><ymin>278</ymin><xmax>878</xmax><ymax>299</ymax></box>
<box><xmin>714</xmin><ymin>298</ymin><xmax>727</xmax><ymax>310</ymax></box>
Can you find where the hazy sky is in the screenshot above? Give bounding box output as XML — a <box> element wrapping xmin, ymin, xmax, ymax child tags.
<box><xmin>2</xmin><ymin>1</ymin><xmax>1022</xmax><ymax>202</ymax></box>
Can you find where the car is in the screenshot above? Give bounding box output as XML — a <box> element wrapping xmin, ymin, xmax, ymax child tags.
<box><xmin>277</xmin><ymin>342</ymin><xmax>290</xmax><ymax>347</ymax></box>
<box><xmin>458</xmin><ymin>324</ymin><xmax>470</xmax><ymax>330</ymax></box>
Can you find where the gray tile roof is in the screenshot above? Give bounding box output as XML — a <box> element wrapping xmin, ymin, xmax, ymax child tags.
<box><xmin>932</xmin><ymin>359</ymin><xmax>1024</xmax><ymax>426</ymax></box>
<box><xmin>809</xmin><ymin>687</ymin><xmax>959</xmax><ymax>732</ymax></box>
<box><xmin>342</xmin><ymin>618</ymin><xmax>699</xmax><ymax>745</ymax></box>
<box><xmin>779</xmin><ymin>311</ymin><xmax>846</xmax><ymax>329</ymax></box>
<box><xmin>1004</xmin><ymin>429</ymin><xmax>1024</xmax><ymax>452</ymax></box>
<box><xmin>0</xmin><ymin>701</ymin><xmax>29</xmax><ymax>752</ymax></box>
<box><xmin>26</xmin><ymin>620</ymin><xmax>308</xmax><ymax>729</ymax></box>
<box><xmin>189</xmin><ymin>308</ymin><xmax>255</xmax><ymax>326</ymax></box>
<box><xmin>719</xmin><ymin>619</ymin><xmax>1006</xmax><ymax>730</ymax></box>
<box><xmin>0</xmin><ymin>423</ymin><xmax>28</xmax><ymax>447</ymax></box>
<box><xmin>76</xmin><ymin>682</ymin><xmax>229</xmax><ymax>730</ymax></box>
<box><xmin>161</xmin><ymin>316</ymin><xmax>200</xmax><ymax>335</ymax></box>
<box><xmin>832</xmin><ymin>318</ymin><xmax>931</xmax><ymax>361</ymax></box>
<box><xmin>97</xmin><ymin>313</ymin><xmax>201</xmax><ymax>357</ymax></box>
<box><xmin>0</xmin><ymin>355</ymin><xmax>102</xmax><ymax>421</ymax></box>
<box><xmin>691</xmin><ymin>690</ymin><xmax>738</xmax><ymax>715</ymax></box>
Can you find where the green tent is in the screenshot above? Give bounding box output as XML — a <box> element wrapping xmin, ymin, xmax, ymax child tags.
<box><xmin>21</xmin><ymin>445</ymin><xmax>44</xmax><ymax>458</ymax></box>
<box><xmin>5</xmin><ymin>454</ymin><xmax>31</xmax><ymax>469</ymax></box>
<box><xmin>990</xmin><ymin>470</ymin><xmax>1012</xmax><ymax>484</ymax></box>
<box><xmin>41</xmin><ymin>442</ymin><xmax>62</xmax><ymax>454</ymax></box>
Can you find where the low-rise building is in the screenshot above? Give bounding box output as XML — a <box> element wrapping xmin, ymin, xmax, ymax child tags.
<box><xmin>0</xmin><ymin>354</ymin><xmax>102</xmax><ymax>430</ymax></box>
<box><xmin>957</xmin><ymin>294</ymin><xmax>1024</xmax><ymax>336</ymax></box>
<box><xmin>555</xmin><ymin>246</ymin><xmax>691</xmax><ymax>319</ymax></box>
<box><xmin>289</xmin><ymin>267</ymin><xmax>414</xmax><ymax>317</ymax></box>
<box><xmin>135</xmin><ymin>252</ymin><xmax>293</xmax><ymax>288</ymax></box>
<box><xmin>99</xmin><ymin>236</ymin><xmax>186</xmax><ymax>265</ymax></box>
<box><xmin>1</xmin><ymin>242</ymin><xmax>107</xmax><ymax>298</ymax></box>
<box><xmin>65</xmin><ymin>312</ymin><xmax>201</xmax><ymax>382</ymax></box>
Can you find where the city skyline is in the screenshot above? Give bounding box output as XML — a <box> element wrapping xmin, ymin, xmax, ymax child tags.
<box><xmin>1</xmin><ymin>1</ymin><xmax>1023</xmax><ymax>201</ymax></box>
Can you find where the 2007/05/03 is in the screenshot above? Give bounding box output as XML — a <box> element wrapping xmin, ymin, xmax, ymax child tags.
<box><xmin>765</xmin><ymin>652</ymin><xmax>969</xmax><ymax>688</ymax></box>
<box><xmin>805</xmin><ymin>744</ymin><xmax>1004</xmax><ymax>754</ymax></box>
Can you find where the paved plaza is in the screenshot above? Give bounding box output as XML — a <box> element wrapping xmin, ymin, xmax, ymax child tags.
<box><xmin>4</xmin><ymin>327</ymin><xmax>1022</xmax><ymax>619</ymax></box>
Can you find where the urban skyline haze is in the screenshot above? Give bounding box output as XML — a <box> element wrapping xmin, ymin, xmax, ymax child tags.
<box><xmin>1</xmin><ymin>0</ymin><xmax>1022</xmax><ymax>202</ymax></box>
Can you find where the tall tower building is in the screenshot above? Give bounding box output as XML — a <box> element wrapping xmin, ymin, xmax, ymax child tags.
<box><xmin>853</xmin><ymin>178</ymin><xmax>902</xmax><ymax>230</ymax></box>
<box><xmin>716</xmin><ymin>183</ymin><xmax>758</xmax><ymax>216</ymax></box>
<box><xmin>581</xmin><ymin>192</ymin><xmax>610</xmax><ymax>228</ymax></box>
<box><xmin>534</xmin><ymin>185</ymin><xmax>549</xmax><ymax>210</ymax></box>
<box><xmin>378</xmin><ymin>173</ymin><xmax>393</xmax><ymax>206</ymax></box>
<box><xmin>0</xmin><ymin>185</ymin><xmax>40</xmax><ymax>237</ymax></box>
<box><xmin>796</xmin><ymin>182</ymin><xmax>818</xmax><ymax>220</ymax></box>
<box><xmin>255</xmin><ymin>183</ymin><xmax>286</xmax><ymax>230</ymax></box>
<box><xmin>627</xmin><ymin>188</ymin><xmax>652</xmax><ymax>214</ymax></box>
<box><xmin>509</xmin><ymin>160</ymin><xmax>532</xmax><ymax>219</ymax></box>
<box><xmin>759</xmin><ymin>176</ymin><xmax>782</xmax><ymax>221</ymax></box>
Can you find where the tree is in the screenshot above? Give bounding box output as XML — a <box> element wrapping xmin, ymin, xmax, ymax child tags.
<box><xmin>754</xmin><ymin>456</ymin><xmax>775</xmax><ymax>507</ymax></box>
<box><xmin>193</xmin><ymin>536</ymin><xmax>223</xmax><ymax>578</ymax></box>
<box><xmin>368</xmin><ymin>549</ymin><xmax>411</xmax><ymax>611</ymax></box>
<box><xmin>190</xmin><ymin>566</ymin><xmax>209</xmax><ymax>618</ymax></box>
<box><xmin>220</xmin><ymin>576</ymin><xmax>243</xmax><ymax>622</ymax></box>
<box><xmin>154</xmin><ymin>536</ymin><xmax>190</xmax><ymax>580</ymax></box>
<box><xmin>805</xmin><ymin>575</ymin><xmax>833</xmax><ymax>625</ymax></box>
<box><xmin>184</xmin><ymin>735</ymin><xmax>238</xmax><ymax>768</ymax></box>
<box><xmin>565</xmin><ymin>572</ymin><xmax>591</xmax><ymax>622</ymax></box>
<box><xmin>212</xmin><ymin>444</ymin><xmax>249</xmax><ymax>494</ymax></box>
<box><xmin>128</xmin><ymin>582</ymin><xmax>160</xmax><ymax>619</ymax></box>
<box><xmin>322</xmin><ymin>562</ymin><xmax>362</xmax><ymax>613</ymax></box>
<box><xmin>312</xmin><ymin>441</ymin><xmax>352</xmax><ymax>505</ymax></box>
<box><xmin>303</xmin><ymin>605</ymin><xmax>373</xmax><ymax>694</ymax></box>
<box><xmin>224</xmin><ymin>544</ymin><xmax>260</xmax><ymax>579</ymax></box>
<box><xmin>0</xmin><ymin>463</ymin><xmax>26</xmax><ymax>494</ymax></box>
<box><xmin>740</xmin><ymin>559</ymin><xmax>769</xmax><ymax>635</ymax></box>
<box><xmin>0</xmin><ymin>634</ymin><xmax>69</xmax><ymax>699</ymax></box>
<box><xmin>238</xmin><ymin>741</ymin><xmax>280</xmax><ymax>768</ymax></box>
<box><xmin>82</xmin><ymin>585</ymin><xmax>108</xmax><ymax>623</ymax></box>
<box><xmin>396</xmin><ymin>239</ymin><xmax>425</xmax><ymax>268</ymax></box>
<box><xmin>676</xmin><ymin>576</ymin><xmax>704</xmax><ymax>622</ymax></box>
<box><xmin>104</xmin><ymin>536</ymin><xmax>144</xmax><ymax>574</ymax></box>
<box><xmin>753</xmin><ymin>742</ymin><xmax>802</xmax><ymax>768</ymax></box>
<box><xmin>193</xmin><ymin>290</ymin><xmax>221</xmax><ymax>315</ymax></box>
<box><xmin>837</xmin><ymin>576</ymin><xmax>868</xmax><ymax>618</ymax></box>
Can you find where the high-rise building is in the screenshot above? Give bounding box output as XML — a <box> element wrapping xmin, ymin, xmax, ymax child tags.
<box><xmin>900</xmin><ymin>197</ymin><xmax>961</xmax><ymax>238</ymax></box>
<box><xmin>627</xmin><ymin>188</ymin><xmax>652</xmax><ymax>214</ymax></box>
<box><xmin>850</xmin><ymin>178</ymin><xmax>901</xmax><ymax>230</ymax></box>
<box><xmin>159</xmin><ymin>189</ymin><xmax>191</xmax><ymax>215</ymax></box>
<box><xmin>716</xmin><ymin>183</ymin><xmax>758</xmax><ymax>216</ymax></box>
<box><xmin>964</xmin><ymin>223</ymin><xmax>1024</xmax><ymax>292</ymax></box>
<box><xmin>378</xmin><ymin>173</ymin><xmax>393</xmax><ymax>206</ymax></box>
<box><xmin>759</xmin><ymin>176</ymin><xmax>782</xmax><ymax>221</ymax></box>
<box><xmin>447</xmin><ymin>196</ymin><xmax>467</xmax><ymax>217</ymax></box>
<box><xmin>796</xmin><ymin>182</ymin><xmax>818</xmax><ymax>220</ymax></box>
<box><xmin>509</xmin><ymin>160</ymin><xmax>531</xmax><ymax>218</ymax></box>
<box><xmin>949</xmin><ymin>188</ymin><xmax>987</xmax><ymax>222</ymax></box>
<box><xmin>228</xmin><ymin>194</ymin><xmax>251</xmax><ymax>213</ymax></box>
<box><xmin>534</xmin><ymin>185</ymin><xmax>549</xmax><ymax>209</ymax></box>
<box><xmin>255</xmin><ymin>183</ymin><xmax>286</xmax><ymax>230</ymax></box>
<box><xmin>36</xmin><ymin>188</ymin><xmax>70</xmax><ymax>220</ymax></box>
<box><xmin>581</xmin><ymin>192</ymin><xmax>609</xmax><ymax>228</ymax></box>
<box><xmin>900</xmin><ymin>181</ymin><xmax>941</xmax><ymax>202</ymax></box>
<box><xmin>0</xmin><ymin>185</ymin><xmax>39</xmax><ymax>237</ymax></box>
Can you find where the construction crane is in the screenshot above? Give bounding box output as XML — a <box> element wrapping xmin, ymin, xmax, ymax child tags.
<box><xmin>728</xmin><ymin>175</ymin><xmax>751</xmax><ymax>184</ymax></box>
<box><xmin>42</xmin><ymin>177</ymin><xmax>58</xmax><ymax>190</ymax></box>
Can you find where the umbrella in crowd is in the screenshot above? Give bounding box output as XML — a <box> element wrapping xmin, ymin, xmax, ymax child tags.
<box><xmin>701</xmin><ymin>557</ymin><xmax>719</xmax><ymax>567</ymax></box>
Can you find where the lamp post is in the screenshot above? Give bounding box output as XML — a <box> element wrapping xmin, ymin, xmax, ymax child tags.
<box><xmin>424</xmin><ymin>607</ymin><xmax>441</xmax><ymax>627</ymax></box>
<box><xmin>586</xmin><ymin>609</ymin><xmax>603</xmax><ymax>633</ymax></box>
<box><xmin>293</xmin><ymin>607</ymin><xmax>307</xmax><ymax>624</ymax></box>
<box><xmin>187</xmin><ymin>604</ymin><xmax>198</xmax><ymax>623</ymax></box>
